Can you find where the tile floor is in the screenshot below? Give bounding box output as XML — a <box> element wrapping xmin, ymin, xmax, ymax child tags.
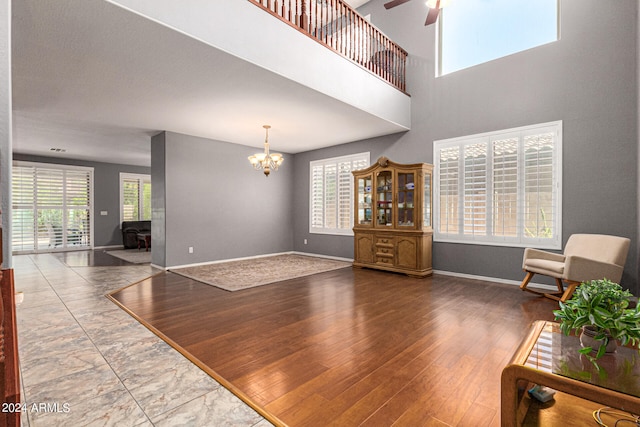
<box><xmin>13</xmin><ymin>253</ymin><xmax>272</xmax><ymax>427</ymax></box>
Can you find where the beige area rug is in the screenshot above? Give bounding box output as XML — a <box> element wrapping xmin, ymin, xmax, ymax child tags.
<box><xmin>170</xmin><ymin>254</ymin><xmax>351</xmax><ymax>291</ymax></box>
<box><xmin>106</xmin><ymin>249</ymin><xmax>152</xmax><ymax>264</ymax></box>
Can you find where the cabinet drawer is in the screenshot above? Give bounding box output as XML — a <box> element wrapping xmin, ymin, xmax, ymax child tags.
<box><xmin>376</xmin><ymin>247</ymin><xmax>394</xmax><ymax>255</ymax></box>
<box><xmin>376</xmin><ymin>237</ymin><xmax>393</xmax><ymax>246</ymax></box>
<box><xmin>376</xmin><ymin>256</ymin><xmax>393</xmax><ymax>265</ymax></box>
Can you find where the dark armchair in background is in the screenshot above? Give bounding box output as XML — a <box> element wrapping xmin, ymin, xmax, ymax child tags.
<box><xmin>121</xmin><ymin>221</ymin><xmax>151</xmax><ymax>249</ymax></box>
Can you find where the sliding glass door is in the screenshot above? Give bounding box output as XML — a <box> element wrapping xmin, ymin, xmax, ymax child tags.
<box><xmin>12</xmin><ymin>162</ymin><xmax>93</xmax><ymax>253</ymax></box>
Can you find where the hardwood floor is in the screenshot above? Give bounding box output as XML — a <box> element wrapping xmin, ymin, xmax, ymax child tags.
<box><xmin>109</xmin><ymin>267</ymin><xmax>559</xmax><ymax>426</ymax></box>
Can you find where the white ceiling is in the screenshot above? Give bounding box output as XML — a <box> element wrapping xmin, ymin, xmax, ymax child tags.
<box><xmin>11</xmin><ymin>0</ymin><xmax>392</xmax><ymax>167</ymax></box>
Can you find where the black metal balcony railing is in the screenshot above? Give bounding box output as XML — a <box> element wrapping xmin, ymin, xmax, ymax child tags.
<box><xmin>249</xmin><ymin>0</ymin><xmax>408</xmax><ymax>93</ymax></box>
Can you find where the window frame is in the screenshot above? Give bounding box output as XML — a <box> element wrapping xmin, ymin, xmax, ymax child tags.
<box><xmin>119</xmin><ymin>173</ymin><xmax>152</xmax><ymax>225</ymax></box>
<box><xmin>433</xmin><ymin>121</ymin><xmax>562</xmax><ymax>249</ymax></box>
<box><xmin>309</xmin><ymin>152</ymin><xmax>370</xmax><ymax>236</ymax></box>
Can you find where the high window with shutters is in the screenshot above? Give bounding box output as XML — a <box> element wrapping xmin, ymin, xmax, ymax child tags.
<box><xmin>434</xmin><ymin>121</ymin><xmax>562</xmax><ymax>249</ymax></box>
<box><xmin>120</xmin><ymin>173</ymin><xmax>151</xmax><ymax>223</ymax></box>
<box><xmin>12</xmin><ymin>162</ymin><xmax>94</xmax><ymax>253</ymax></box>
<box><xmin>310</xmin><ymin>153</ymin><xmax>370</xmax><ymax>235</ymax></box>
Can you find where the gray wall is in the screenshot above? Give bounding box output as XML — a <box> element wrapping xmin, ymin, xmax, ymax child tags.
<box><xmin>151</xmin><ymin>132</ymin><xmax>166</xmax><ymax>267</ymax></box>
<box><xmin>153</xmin><ymin>131</ymin><xmax>293</xmax><ymax>268</ymax></box>
<box><xmin>293</xmin><ymin>0</ymin><xmax>639</xmax><ymax>292</ymax></box>
<box><xmin>12</xmin><ymin>153</ymin><xmax>151</xmax><ymax>247</ymax></box>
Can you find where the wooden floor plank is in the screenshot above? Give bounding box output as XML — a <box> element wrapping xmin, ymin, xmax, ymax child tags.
<box><xmin>110</xmin><ymin>267</ymin><xmax>559</xmax><ymax>426</ymax></box>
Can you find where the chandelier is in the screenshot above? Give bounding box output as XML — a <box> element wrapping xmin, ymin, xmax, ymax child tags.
<box><xmin>248</xmin><ymin>125</ymin><xmax>284</xmax><ymax>177</ymax></box>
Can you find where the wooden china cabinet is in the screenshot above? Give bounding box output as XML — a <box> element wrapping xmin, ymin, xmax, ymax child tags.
<box><xmin>352</xmin><ymin>157</ymin><xmax>433</xmax><ymax>277</ymax></box>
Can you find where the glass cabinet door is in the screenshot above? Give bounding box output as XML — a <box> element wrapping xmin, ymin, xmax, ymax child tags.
<box><xmin>397</xmin><ymin>171</ymin><xmax>415</xmax><ymax>227</ymax></box>
<box><xmin>357</xmin><ymin>175</ymin><xmax>373</xmax><ymax>226</ymax></box>
<box><xmin>376</xmin><ymin>171</ymin><xmax>393</xmax><ymax>226</ymax></box>
<box><xmin>423</xmin><ymin>171</ymin><xmax>432</xmax><ymax>228</ymax></box>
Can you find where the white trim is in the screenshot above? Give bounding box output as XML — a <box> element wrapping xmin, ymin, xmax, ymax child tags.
<box><xmin>94</xmin><ymin>245</ymin><xmax>123</xmax><ymax>250</ymax></box>
<box><xmin>433</xmin><ymin>269</ymin><xmax>558</xmax><ymax>291</ymax></box>
<box><xmin>166</xmin><ymin>251</ymin><xmax>293</xmax><ymax>270</ymax></box>
<box><xmin>291</xmin><ymin>251</ymin><xmax>353</xmax><ymax>263</ymax></box>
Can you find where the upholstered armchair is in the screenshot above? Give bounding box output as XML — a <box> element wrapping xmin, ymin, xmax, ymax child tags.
<box><xmin>520</xmin><ymin>234</ymin><xmax>630</xmax><ymax>302</ymax></box>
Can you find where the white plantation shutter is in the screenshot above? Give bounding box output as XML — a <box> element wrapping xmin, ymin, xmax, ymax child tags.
<box><xmin>438</xmin><ymin>146</ymin><xmax>460</xmax><ymax>235</ymax></box>
<box><xmin>66</xmin><ymin>170</ymin><xmax>92</xmax><ymax>246</ymax></box>
<box><xmin>337</xmin><ymin>162</ymin><xmax>353</xmax><ymax>230</ymax></box>
<box><xmin>122</xmin><ymin>177</ymin><xmax>140</xmax><ymax>222</ymax></box>
<box><xmin>492</xmin><ymin>137</ymin><xmax>519</xmax><ymax>239</ymax></box>
<box><xmin>12</xmin><ymin>162</ymin><xmax>93</xmax><ymax>253</ymax></box>
<box><xmin>463</xmin><ymin>142</ymin><xmax>487</xmax><ymax>236</ymax></box>
<box><xmin>310</xmin><ymin>153</ymin><xmax>370</xmax><ymax>235</ymax></box>
<box><xmin>523</xmin><ymin>132</ymin><xmax>555</xmax><ymax>241</ymax></box>
<box><xmin>434</xmin><ymin>122</ymin><xmax>562</xmax><ymax>249</ymax></box>
<box><xmin>311</xmin><ymin>164</ymin><xmax>325</xmax><ymax>229</ymax></box>
<box><xmin>12</xmin><ymin>166</ymin><xmax>36</xmax><ymax>251</ymax></box>
<box><xmin>35</xmin><ymin>168</ymin><xmax>64</xmax><ymax>248</ymax></box>
<box><xmin>324</xmin><ymin>164</ymin><xmax>337</xmax><ymax>229</ymax></box>
<box><xmin>120</xmin><ymin>173</ymin><xmax>151</xmax><ymax>223</ymax></box>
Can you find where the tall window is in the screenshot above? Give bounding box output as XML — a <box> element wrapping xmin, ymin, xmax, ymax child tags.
<box><xmin>434</xmin><ymin>121</ymin><xmax>562</xmax><ymax>249</ymax></box>
<box><xmin>438</xmin><ymin>0</ymin><xmax>558</xmax><ymax>75</ymax></box>
<box><xmin>310</xmin><ymin>153</ymin><xmax>369</xmax><ymax>235</ymax></box>
<box><xmin>120</xmin><ymin>173</ymin><xmax>151</xmax><ymax>223</ymax></box>
<box><xmin>12</xmin><ymin>162</ymin><xmax>93</xmax><ymax>253</ymax></box>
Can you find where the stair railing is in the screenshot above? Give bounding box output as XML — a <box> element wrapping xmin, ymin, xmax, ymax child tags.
<box><xmin>249</xmin><ymin>0</ymin><xmax>408</xmax><ymax>93</ymax></box>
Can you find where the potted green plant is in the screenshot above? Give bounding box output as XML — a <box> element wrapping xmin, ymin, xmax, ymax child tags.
<box><xmin>553</xmin><ymin>278</ymin><xmax>640</xmax><ymax>360</ymax></box>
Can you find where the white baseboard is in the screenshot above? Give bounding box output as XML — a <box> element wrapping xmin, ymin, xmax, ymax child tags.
<box><xmin>291</xmin><ymin>251</ymin><xmax>353</xmax><ymax>263</ymax></box>
<box><xmin>433</xmin><ymin>269</ymin><xmax>558</xmax><ymax>291</ymax></box>
<box><xmin>94</xmin><ymin>245</ymin><xmax>123</xmax><ymax>250</ymax></box>
<box><xmin>166</xmin><ymin>251</ymin><xmax>295</xmax><ymax>270</ymax></box>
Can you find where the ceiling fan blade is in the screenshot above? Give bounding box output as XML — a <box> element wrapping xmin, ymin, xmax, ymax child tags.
<box><xmin>384</xmin><ymin>0</ymin><xmax>411</xmax><ymax>10</ymax></box>
<box><xmin>425</xmin><ymin>7</ymin><xmax>440</xmax><ymax>25</ymax></box>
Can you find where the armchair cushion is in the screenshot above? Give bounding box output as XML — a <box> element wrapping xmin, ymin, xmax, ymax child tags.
<box><xmin>524</xmin><ymin>259</ymin><xmax>565</xmax><ymax>276</ymax></box>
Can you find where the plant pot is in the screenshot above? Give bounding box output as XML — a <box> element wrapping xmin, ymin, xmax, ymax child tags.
<box><xmin>580</xmin><ymin>325</ymin><xmax>617</xmax><ymax>354</ymax></box>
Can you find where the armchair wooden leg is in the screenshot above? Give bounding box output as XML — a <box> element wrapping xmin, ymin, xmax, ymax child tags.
<box><xmin>519</xmin><ymin>271</ymin><xmax>553</xmax><ymax>297</ymax></box>
<box><xmin>555</xmin><ymin>278</ymin><xmax>564</xmax><ymax>293</ymax></box>
<box><xmin>545</xmin><ymin>280</ymin><xmax>579</xmax><ymax>302</ymax></box>
<box><xmin>559</xmin><ymin>281</ymin><xmax>579</xmax><ymax>302</ymax></box>
<box><xmin>519</xmin><ymin>271</ymin><xmax>535</xmax><ymax>291</ymax></box>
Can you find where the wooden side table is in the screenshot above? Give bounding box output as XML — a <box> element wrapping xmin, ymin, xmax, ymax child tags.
<box><xmin>501</xmin><ymin>320</ymin><xmax>640</xmax><ymax>426</ymax></box>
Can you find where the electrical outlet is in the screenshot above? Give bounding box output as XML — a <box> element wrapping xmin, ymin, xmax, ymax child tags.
<box><xmin>188</xmin><ymin>246</ymin><xmax>194</xmax><ymax>254</ymax></box>
<box><xmin>304</xmin><ymin>239</ymin><xmax>308</xmax><ymax>245</ymax></box>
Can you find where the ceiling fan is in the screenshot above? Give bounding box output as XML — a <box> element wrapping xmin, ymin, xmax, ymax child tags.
<box><xmin>383</xmin><ymin>0</ymin><xmax>450</xmax><ymax>26</ymax></box>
